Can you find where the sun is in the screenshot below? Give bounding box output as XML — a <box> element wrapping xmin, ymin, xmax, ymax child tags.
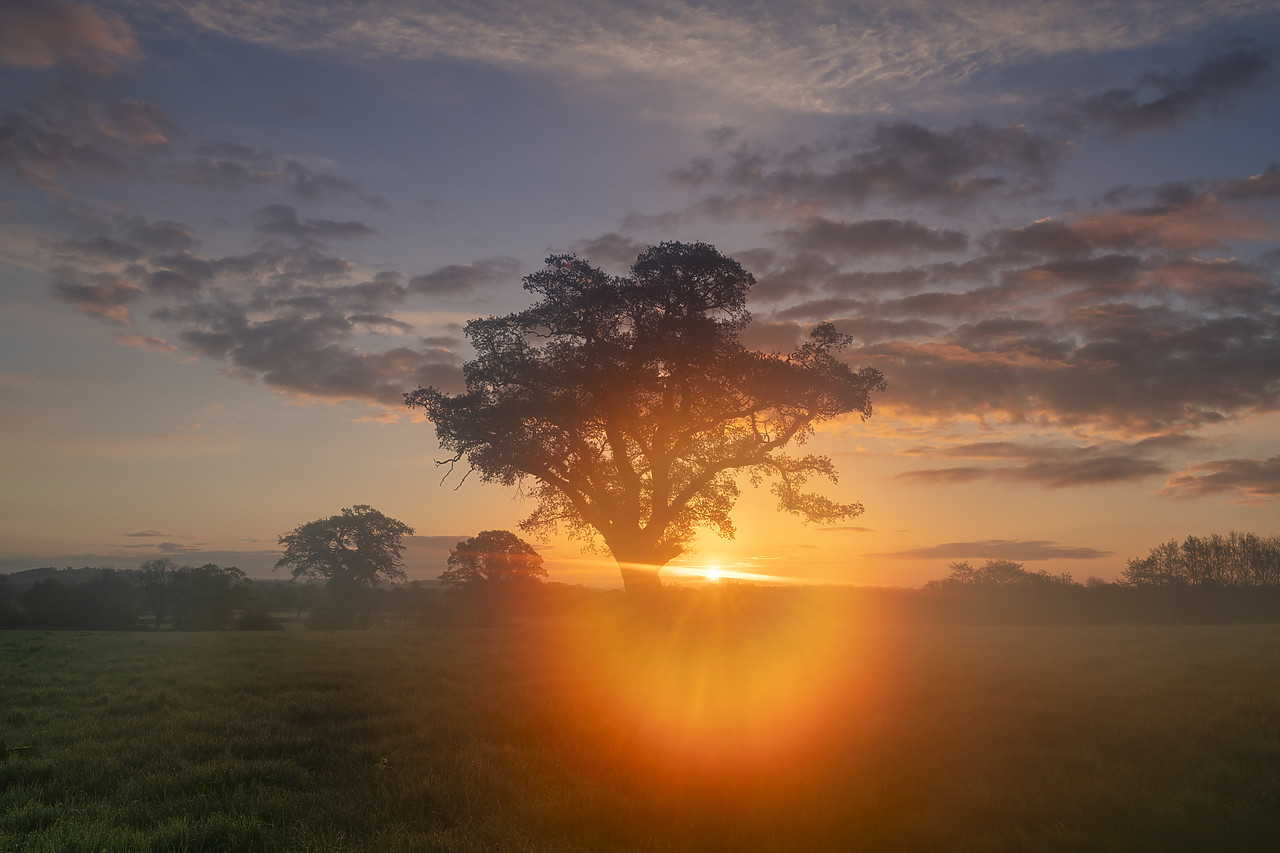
<box><xmin>704</xmin><ymin>564</ymin><xmax>723</xmax><ymax>582</ymax></box>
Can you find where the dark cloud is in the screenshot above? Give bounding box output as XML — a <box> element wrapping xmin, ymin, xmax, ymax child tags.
<box><xmin>854</xmin><ymin>302</ymin><xmax>1280</xmax><ymax>433</ymax></box>
<box><xmin>42</xmin><ymin>206</ymin><xmax>470</xmax><ymax>406</ymax></box>
<box><xmin>173</xmin><ymin>142</ymin><xmax>361</xmax><ymax>199</ymax></box>
<box><xmin>895</xmin><ymin>438</ymin><xmax>1177</xmax><ymax>488</ymax></box>
<box><xmin>569</xmin><ymin>233</ymin><xmax>648</xmax><ymax>270</ymax></box>
<box><xmin>772</xmin><ymin>297</ymin><xmax>864</xmax><ymax>323</ymax></box>
<box><xmin>154</xmin><ymin>542</ymin><xmax>199</xmax><ymax>554</ymax></box>
<box><xmin>986</xmin><ymin>218</ymin><xmax>1105</xmax><ymax>256</ymax></box>
<box><xmin>1160</xmin><ymin>455</ymin><xmax>1280</xmax><ymax>504</ymax></box>
<box><xmin>727</xmin><ymin>166</ymin><xmax>1280</xmax><ymax>436</ymax></box>
<box><xmin>130</xmin><ymin>220</ymin><xmax>194</xmax><ymax>252</ymax></box>
<box><xmin>48</xmin><ymin>235</ymin><xmax>143</xmax><ymax>262</ymax></box>
<box><xmin>281</xmin><ymin>160</ymin><xmax>361</xmax><ymax>200</ymax></box>
<box><xmin>49</xmin><ymin>266</ymin><xmax>143</xmax><ymax>325</ymax></box>
<box><xmin>420</xmin><ymin>333</ymin><xmax>463</xmax><ymax>348</ymax></box>
<box><xmin>179</xmin><ymin>311</ymin><xmax>463</xmax><ymax>405</ymax></box>
<box><xmin>670</xmin><ymin>120</ymin><xmax>1062</xmax><ymax>214</ymax></box>
<box><xmin>1218</xmin><ymin>164</ymin><xmax>1280</xmax><ymax>201</ymax></box>
<box><xmin>872</xmin><ymin>540</ymin><xmax>1113</xmax><ymax>561</ymax></box>
<box><xmin>774</xmin><ymin>217</ymin><xmax>968</xmax><ymax>257</ymax></box>
<box><xmin>1064</xmin><ymin>40</ymin><xmax>1273</xmax><ymax>136</ymax></box>
<box><xmin>0</xmin><ymin>84</ymin><xmax>171</xmax><ymax>192</ymax></box>
<box><xmin>741</xmin><ymin>318</ymin><xmax>803</xmax><ymax>353</ymax></box>
<box><xmin>409</xmin><ymin>257</ymin><xmax>521</xmax><ymax>296</ymax></box>
<box><xmin>122</xmin><ymin>530</ymin><xmax>170</xmax><ymax>538</ymax></box>
<box><xmin>252</xmin><ymin>204</ymin><xmax>373</xmax><ymax>240</ymax></box>
<box><xmin>0</xmin><ymin>1</ymin><xmax>141</xmax><ymax>75</ymax></box>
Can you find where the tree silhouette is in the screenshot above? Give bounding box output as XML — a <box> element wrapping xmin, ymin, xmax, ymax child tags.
<box><xmin>440</xmin><ymin>530</ymin><xmax>546</xmax><ymax>588</ymax></box>
<box><xmin>406</xmin><ymin>242</ymin><xmax>885</xmax><ymax>594</ymax></box>
<box><xmin>137</xmin><ymin>557</ymin><xmax>174</xmax><ymax>629</ymax></box>
<box><xmin>927</xmin><ymin>559</ymin><xmax>1074</xmax><ymax>589</ymax></box>
<box><xmin>276</xmin><ymin>505</ymin><xmax>414</xmax><ymax>614</ymax></box>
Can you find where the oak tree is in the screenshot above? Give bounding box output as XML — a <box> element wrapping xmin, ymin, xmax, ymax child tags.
<box><xmin>406</xmin><ymin>242</ymin><xmax>884</xmax><ymax>594</ymax></box>
<box><xmin>440</xmin><ymin>529</ymin><xmax>546</xmax><ymax>588</ymax></box>
<box><xmin>276</xmin><ymin>505</ymin><xmax>414</xmax><ymax>589</ymax></box>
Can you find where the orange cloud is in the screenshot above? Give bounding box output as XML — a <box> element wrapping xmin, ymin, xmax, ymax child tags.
<box><xmin>0</xmin><ymin>1</ymin><xmax>141</xmax><ymax>75</ymax></box>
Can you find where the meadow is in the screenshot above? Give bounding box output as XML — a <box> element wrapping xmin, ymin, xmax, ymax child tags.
<box><xmin>2</xmin><ymin>595</ymin><xmax>1279</xmax><ymax>851</ymax></box>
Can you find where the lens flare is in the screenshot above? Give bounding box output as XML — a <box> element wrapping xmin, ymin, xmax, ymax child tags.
<box><xmin>542</xmin><ymin>588</ymin><xmax>878</xmax><ymax>788</ymax></box>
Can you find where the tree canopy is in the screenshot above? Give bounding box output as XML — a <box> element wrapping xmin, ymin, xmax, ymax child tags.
<box><xmin>406</xmin><ymin>241</ymin><xmax>885</xmax><ymax>593</ymax></box>
<box><xmin>926</xmin><ymin>559</ymin><xmax>1075</xmax><ymax>589</ymax></box>
<box><xmin>440</xmin><ymin>530</ymin><xmax>546</xmax><ymax>588</ymax></box>
<box><xmin>276</xmin><ymin>505</ymin><xmax>414</xmax><ymax>589</ymax></box>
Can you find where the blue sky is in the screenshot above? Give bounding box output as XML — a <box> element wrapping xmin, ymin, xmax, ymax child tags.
<box><xmin>2</xmin><ymin>0</ymin><xmax>1278</xmax><ymax>586</ymax></box>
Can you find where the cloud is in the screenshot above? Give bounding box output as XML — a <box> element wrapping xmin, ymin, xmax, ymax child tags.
<box><xmin>130</xmin><ymin>220</ymin><xmax>195</xmax><ymax>252</ymax></box>
<box><xmin>894</xmin><ymin>437</ymin><xmax>1181</xmax><ymax>488</ymax></box>
<box><xmin>853</xmin><ymin>305</ymin><xmax>1280</xmax><ymax>433</ymax></box>
<box><xmin>1219</xmin><ymin>164</ymin><xmax>1280</xmax><ymax>201</ymax></box>
<box><xmin>122</xmin><ymin>530</ymin><xmax>172</xmax><ymax>538</ymax></box>
<box><xmin>155</xmin><ymin>542</ymin><xmax>200</xmax><ymax>554</ymax></box>
<box><xmin>186</xmin><ymin>324</ymin><xmax>463</xmax><ymax>405</ymax></box>
<box><xmin>569</xmin><ymin>233</ymin><xmax>648</xmax><ymax>270</ymax></box>
<box><xmin>0</xmin><ymin>1</ymin><xmax>141</xmax><ymax>75</ymax></box>
<box><xmin>0</xmin><ymin>84</ymin><xmax>172</xmax><ymax>192</ymax></box>
<box><xmin>728</xmin><ymin>161</ymin><xmax>1280</xmax><ymax>437</ymax></box>
<box><xmin>773</xmin><ymin>217</ymin><xmax>968</xmax><ymax>257</ymax></box>
<box><xmin>1160</xmin><ymin>455</ymin><xmax>1280</xmax><ymax>504</ymax></box>
<box><xmin>173</xmin><ymin>142</ymin><xmax>361</xmax><ymax>198</ymax></box>
<box><xmin>1060</xmin><ymin>39</ymin><xmax>1273</xmax><ymax>136</ymax></box>
<box><xmin>673</xmin><ymin>121</ymin><xmax>1061</xmax><ymax>213</ymax></box>
<box><xmin>873</xmin><ymin>540</ymin><xmax>1113</xmax><ymax>561</ymax></box>
<box><xmin>49</xmin><ymin>236</ymin><xmax>143</xmax><ymax>262</ymax></box>
<box><xmin>48</xmin><ymin>266</ymin><xmax>143</xmax><ymax>325</ymax></box>
<box><xmin>252</xmin><ymin>204</ymin><xmax>374</xmax><ymax>240</ymax></box>
<box><xmin>169</xmin><ymin>0</ymin><xmax>1274</xmax><ymax>115</ymax></box>
<box><xmin>409</xmin><ymin>257</ymin><xmax>521</xmax><ymax>296</ymax></box>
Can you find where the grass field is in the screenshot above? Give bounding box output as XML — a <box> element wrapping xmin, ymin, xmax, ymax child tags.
<box><xmin>3</xmin><ymin>599</ymin><xmax>1280</xmax><ymax>851</ymax></box>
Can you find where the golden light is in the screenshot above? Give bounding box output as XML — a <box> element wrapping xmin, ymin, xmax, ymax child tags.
<box><xmin>704</xmin><ymin>564</ymin><xmax>722</xmax><ymax>582</ymax></box>
<box><xmin>535</xmin><ymin>586</ymin><xmax>883</xmax><ymax>791</ymax></box>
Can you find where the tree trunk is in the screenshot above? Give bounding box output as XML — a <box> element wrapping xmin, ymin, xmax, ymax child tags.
<box><xmin>608</xmin><ymin>534</ymin><xmax>677</xmax><ymax>600</ymax></box>
<box><xmin>618</xmin><ymin>563</ymin><xmax>664</xmax><ymax>597</ymax></box>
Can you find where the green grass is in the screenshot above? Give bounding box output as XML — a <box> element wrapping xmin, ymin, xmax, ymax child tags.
<box><xmin>2</xmin><ymin>607</ymin><xmax>1280</xmax><ymax>851</ymax></box>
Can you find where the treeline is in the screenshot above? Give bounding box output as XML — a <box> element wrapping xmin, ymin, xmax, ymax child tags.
<box><xmin>0</xmin><ymin>560</ymin><xmax>594</xmax><ymax>631</ymax></box>
<box><xmin>1122</xmin><ymin>532</ymin><xmax>1280</xmax><ymax>588</ymax></box>
<box><xmin>0</xmin><ymin>562</ymin><xmax>268</xmax><ymax>630</ymax></box>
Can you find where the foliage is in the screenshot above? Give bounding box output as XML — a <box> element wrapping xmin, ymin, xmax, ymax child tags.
<box><xmin>137</xmin><ymin>558</ymin><xmax>174</xmax><ymax>629</ymax></box>
<box><xmin>16</xmin><ymin>570</ymin><xmax>139</xmax><ymax>629</ymax></box>
<box><xmin>1123</xmin><ymin>531</ymin><xmax>1280</xmax><ymax>587</ymax></box>
<box><xmin>169</xmin><ymin>564</ymin><xmax>248</xmax><ymax>630</ymax></box>
<box><xmin>275</xmin><ymin>505</ymin><xmax>414</xmax><ymax>589</ymax></box>
<box><xmin>926</xmin><ymin>559</ymin><xmax>1075</xmax><ymax>589</ymax></box>
<box><xmin>440</xmin><ymin>529</ymin><xmax>547</xmax><ymax>588</ymax></box>
<box><xmin>407</xmin><ymin>242</ymin><xmax>885</xmax><ymax>592</ymax></box>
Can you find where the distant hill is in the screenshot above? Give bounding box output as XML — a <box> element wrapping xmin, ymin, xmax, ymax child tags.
<box><xmin>1</xmin><ymin>566</ymin><xmax>113</xmax><ymax>590</ymax></box>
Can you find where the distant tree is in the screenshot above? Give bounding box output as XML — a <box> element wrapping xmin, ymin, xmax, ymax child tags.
<box><xmin>20</xmin><ymin>569</ymin><xmax>139</xmax><ymax>629</ymax></box>
<box><xmin>277</xmin><ymin>505</ymin><xmax>414</xmax><ymax>588</ymax></box>
<box><xmin>0</xmin><ymin>574</ymin><xmax>13</xmax><ymax>626</ymax></box>
<box><xmin>1123</xmin><ymin>532</ymin><xmax>1280</xmax><ymax>588</ymax></box>
<box><xmin>928</xmin><ymin>559</ymin><xmax>1074</xmax><ymax>589</ymax></box>
<box><xmin>440</xmin><ymin>530</ymin><xmax>547</xmax><ymax>589</ymax></box>
<box><xmin>276</xmin><ymin>505</ymin><xmax>414</xmax><ymax>627</ymax></box>
<box><xmin>170</xmin><ymin>564</ymin><xmax>248</xmax><ymax>630</ymax></box>
<box><xmin>407</xmin><ymin>242</ymin><xmax>885</xmax><ymax>595</ymax></box>
<box><xmin>137</xmin><ymin>558</ymin><xmax>175</xmax><ymax>629</ymax></box>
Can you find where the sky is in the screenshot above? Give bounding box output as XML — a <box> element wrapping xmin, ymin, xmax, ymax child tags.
<box><xmin>1</xmin><ymin>0</ymin><xmax>1278</xmax><ymax>588</ymax></box>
